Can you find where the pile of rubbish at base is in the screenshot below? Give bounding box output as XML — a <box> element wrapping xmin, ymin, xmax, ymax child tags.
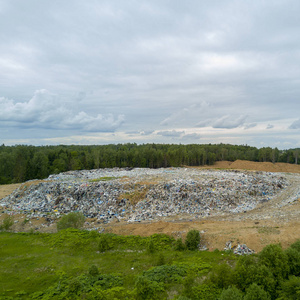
<box><xmin>0</xmin><ymin>167</ymin><xmax>288</xmax><ymax>224</ymax></box>
<box><xmin>224</xmin><ymin>241</ymin><xmax>255</xmax><ymax>255</ymax></box>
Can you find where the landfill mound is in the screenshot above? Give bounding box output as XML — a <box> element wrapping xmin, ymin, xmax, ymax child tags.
<box><xmin>1</xmin><ymin>168</ymin><xmax>288</xmax><ymax>224</ymax></box>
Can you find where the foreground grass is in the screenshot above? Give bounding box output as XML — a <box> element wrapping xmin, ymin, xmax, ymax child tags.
<box><xmin>1</xmin><ymin>230</ymin><xmax>299</xmax><ymax>299</ymax></box>
<box><xmin>0</xmin><ymin>230</ymin><xmax>231</xmax><ymax>299</ymax></box>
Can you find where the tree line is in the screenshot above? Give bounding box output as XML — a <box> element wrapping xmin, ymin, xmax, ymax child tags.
<box><xmin>0</xmin><ymin>143</ymin><xmax>299</xmax><ymax>184</ymax></box>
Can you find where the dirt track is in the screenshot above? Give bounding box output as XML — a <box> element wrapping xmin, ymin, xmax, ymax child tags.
<box><xmin>1</xmin><ymin>160</ymin><xmax>300</xmax><ymax>252</ymax></box>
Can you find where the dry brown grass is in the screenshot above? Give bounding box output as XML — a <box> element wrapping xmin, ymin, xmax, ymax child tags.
<box><xmin>118</xmin><ymin>188</ymin><xmax>148</xmax><ymax>206</ymax></box>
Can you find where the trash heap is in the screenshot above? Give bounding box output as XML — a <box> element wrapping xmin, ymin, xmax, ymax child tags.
<box><xmin>224</xmin><ymin>241</ymin><xmax>255</xmax><ymax>255</ymax></box>
<box><xmin>0</xmin><ymin>168</ymin><xmax>288</xmax><ymax>223</ymax></box>
<box><xmin>234</xmin><ymin>244</ymin><xmax>255</xmax><ymax>255</ymax></box>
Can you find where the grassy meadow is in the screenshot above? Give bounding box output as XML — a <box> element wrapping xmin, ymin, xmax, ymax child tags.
<box><xmin>0</xmin><ymin>229</ymin><xmax>299</xmax><ymax>299</ymax></box>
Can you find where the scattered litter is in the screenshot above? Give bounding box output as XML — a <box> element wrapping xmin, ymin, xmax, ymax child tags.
<box><xmin>224</xmin><ymin>241</ymin><xmax>233</xmax><ymax>251</ymax></box>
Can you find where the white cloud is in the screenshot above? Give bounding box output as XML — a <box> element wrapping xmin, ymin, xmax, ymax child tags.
<box><xmin>0</xmin><ymin>90</ymin><xmax>124</xmax><ymax>132</ymax></box>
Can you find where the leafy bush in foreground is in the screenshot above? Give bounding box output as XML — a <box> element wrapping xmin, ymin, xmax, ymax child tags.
<box><xmin>185</xmin><ymin>230</ymin><xmax>200</xmax><ymax>251</ymax></box>
<box><xmin>57</xmin><ymin>212</ymin><xmax>86</xmax><ymax>231</ymax></box>
<box><xmin>0</xmin><ymin>214</ymin><xmax>14</xmax><ymax>231</ymax></box>
<box><xmin>98</xmin><ymin>234</ymin><xmax>112</xmax><ymax>252</ymax></box>
<box><xmin>244</xmin><ymin>283</ymin><xmax>271</xmax><ymax>300</ymax></box>
<box><xmin>219</xmin><ymin>286</ymin><xmax>243</xmax><ymax>300</ymax></box>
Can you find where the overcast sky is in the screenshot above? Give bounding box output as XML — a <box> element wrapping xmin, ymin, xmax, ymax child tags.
<box><xmin>1</xmin><ymin>0</ymin><xmax>300</xmax><ymax>149</ymax></box>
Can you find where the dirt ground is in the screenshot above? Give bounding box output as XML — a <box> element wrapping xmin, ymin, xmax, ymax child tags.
<box><xmin>1</xmin><ymin>160</ymin><xmax>300</xmax><ymax>252</ymax></box>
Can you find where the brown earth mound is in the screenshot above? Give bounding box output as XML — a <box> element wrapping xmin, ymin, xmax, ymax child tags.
<box><xmin>194</xmin><ymin>160</ymin><xmax>300</xmax><ymax>173</ymax></box>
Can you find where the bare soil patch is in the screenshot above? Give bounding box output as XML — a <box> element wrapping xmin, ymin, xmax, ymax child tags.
<box><xmin>1</xmin><ymin>160</ymin><xmax>300</xmax><ymax>252</ymax></box>
<box><xmin>194</xmin><ymin>160</ymin><xmax>300</xmax><ymax>173</ymax></box>
<box><xmin>0</xmin><ymin>183</ymin><xmax>22</xmax><ymax>200</ymax></box>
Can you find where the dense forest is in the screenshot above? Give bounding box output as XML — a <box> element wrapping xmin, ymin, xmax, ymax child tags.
<box><xmin>0</xmin><ymin>143</ymin><xmax>299</xmax><ymax>184</ymax></box>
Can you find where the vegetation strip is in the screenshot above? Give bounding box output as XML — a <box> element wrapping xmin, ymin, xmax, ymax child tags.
<box><xmin>0</xmin><ymin>229</ymin><xmax>299</xmax><ymax>299</ymax></box>
<box><xmin>1</xmin><ymin>143</ymin><xmax>299</xmax><ymax>184</ymax></box>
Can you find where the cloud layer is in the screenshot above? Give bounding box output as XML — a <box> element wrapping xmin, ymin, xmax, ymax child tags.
<box><xmin>0</xmin><ymin>90</ymin><xmax>124</xmax><ymax>132</ymax></box>
<box><xmin>0</xmin><ymin>1</ymin><xmax>300</xmax><ymax>148</ymax></box>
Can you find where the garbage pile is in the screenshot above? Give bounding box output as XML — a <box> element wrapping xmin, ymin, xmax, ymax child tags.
<box><xmin>234</xmin><ymin>244</ymin><xmax>255</xmax><ymax>255</ymax></box>
<box><xmin>224</xmin><ymin>241</ymin><xmax>255</xmax><ymax>255</ymax></box>
<box><xmin>0</xmin><ymin>168</ymin><xmax>288</xmax><ymax>223</ymax></box>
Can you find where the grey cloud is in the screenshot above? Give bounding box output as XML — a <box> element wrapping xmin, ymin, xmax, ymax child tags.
<box><xmin>160</xmin><ymin>108</ymin><xmax>189</xmax><ymax>126</ymax></box>
<box><xmin>1</xmin><ymin>1</ymin><xmax>300</xmax><ymax>147</ymax></box>
<box><xmin>156</xmin><ymin>130</ymin><xmax>184</xmax><ymax>137</ymax></box>
<box><xmin>181</xmin><ymin>133</ymin><xmax>201</xmax><ymax>140</ymax></box>
<box><xmin>211</xmin><ymin>115</ymin><xmax>247</xmax><ymax>129</ymax></box>
<box><xmin>160</xmin><ymin>102</ymin><xmax>210</xmax><ymax>127</ymax></box>
<box><xmin>289</xmin><ymin>119</ymin><xmax>300</xmax><ymax>129</ymax></box>
<box><xmin>125</xmin><ymin>130</ymin><xmax>154</xmax><ymax>136</ymax></box>
<box><xmin>0</xmin><ymin>90</ymin><xmax>124</xmax><ymax>132</ymax></box>
<box><xmin>266</xmin><ymin>124</ymin><xmax>274</xmax><ymax>130</ymax></box>
<box><xmin>140</xmin><ymin>130</ymin><xmax>154</xmax><ymax>136</ymax></box>
<box><xmin>195</xmin><ymin>119</ymin><xmax>211</xmax><ymax>128</ymax></box>
<box><xmin>195</xmin><ymin>115</ymin><xmax>247</xmax><ymax>129</ymax></box>
<box><xmin>244</xmin><ymin>123</ymin><xmax>257</xmax><ymax>130</ymax></box>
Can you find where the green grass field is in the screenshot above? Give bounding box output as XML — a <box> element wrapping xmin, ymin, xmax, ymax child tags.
<box><xmin>0</xmin><ymin>230</ymin><xmax>299</xmax><ymax>299</ymax></box>
<box><xmin>0</xmin><ymin>230</ymin><xmax>233</xmax><ymax>299</ymax></box>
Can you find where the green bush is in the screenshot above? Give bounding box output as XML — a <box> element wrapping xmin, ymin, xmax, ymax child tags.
<box><xmin>0</xmin><ymin>214</ymin><xmax>14</xmax><ymax>231</ymax></box>
<box><xmin>290</xmin><ymin>240</ymin><xmax>300</xmax><ymax>252</ymax></box>
<box><xmin>244</xmin><ymin>283</ymin><xmax>271</xmax><ymax>300</ymax></box>
<box><xmin>88</xmin><ymin>265</ymin><xmax>100</xmax><ymax>277</ymax></box>
<box><xmin>285</xmin><ymin>247</ymin><xmax>300</xmax><ymax>276</ymax></box>
<box><xmin>182</xmin><ymin>274</ymin><xmax>195</xmax><ymax>298</ymax></box>
<box><xmin>185</xmin><ymin>230</ymin><xmax>200</xmax><ymax>251</ymax></box>
<box><xmin>277</xmin><ymin>275</ymin><xmax>300</xmax><ymax>300</ymax></box>
<box><xmin>156</xmin><ymin>253</ymin><xmax>166</xmax><ymax>266</ymax></box>
<box><xmin>147</xmin><ymin>238</ymin><xmax>156</xmax><ymax>254</ymax></box>
<box><xmin>209</xmin><ymin>263</ymin><xmax>234</xmax><ymax>289</ymax></box>
<box><xmin>143</xmin><ymin>265</ymin><xmax>187</xmax><ymax>284</ymax></box>
<box><xmin>218</xmin><ymin>286</ymin><xmax>243</xmax><ymax>300</ymax></box>
<box><xmin>189</xmin><ymin>283</ymin><xmax>221</xmax><ymax>300</ymax></box>
<box><xmin>258</xmin><ymin>244</ymin><xmax>289</xmax><ymax>282</ymax></box>
<box><xmin>233</xmin><ymin>256</ymin><xmax>276</xmax><ymax>297</ymax></box>
<box><xmin>56</xmin><ymin>212</ymin><xmax>86</xmax><ymax>231</ymax></box>
<box><xmin>135</xmin><ymin>276</ymin><xmax>165</xmax><ymax>300</ymax></box>
<box><xmin>174</xmin><ymin>238</ymin><xmax>186</xmax><ymax>251</ymax></box>
<box><xmin>98</xmin><ymin>234</ymin><xmax>111</xmax><ymax>252</ymax></box>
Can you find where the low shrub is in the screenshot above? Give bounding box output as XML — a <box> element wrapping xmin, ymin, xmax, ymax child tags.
<box><xmin>0</xmin><ymin>214</ymin><xmax>14</xmax><ymax>231</ymax></box>
<box><xmin>143</xmin><ymin>265</ymin><xmax>187</xmax><ymax>284</ymax></box>
<box><xmin>98</xmin><ymin>234</ymin><xmax>112</xmax><ymax>252</ymax></box>
<box><xmin>185</xmin><ymin>230</ymin><xmax>200</xmax><ymax>251</ymax></box>
<box><xmin>244</xmin><ymin>283</ymin><xmax>271</xmax><ymax>300</ymax></box>
<box><xmin>174</xmin><ymin>238</ymin><xmax>186</xmax><ymax>251</ymax></box>
<box><xmin>147</xmin><ymin>238</ymin><xmax>156</xmax><ymax>254</ymax></box>
<box><xmin>57</xmin><ymin>212</ymin><xmax>85</xmax><ymax>231</ymax></box>
<box><xmin>219</xmin><ymin>286</ymin><xmax>243</xmax><ymax>300</ymax></box>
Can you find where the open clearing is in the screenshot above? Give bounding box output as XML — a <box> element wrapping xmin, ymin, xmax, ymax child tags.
<box><xmin>1</xmin><ymin>160</ymin><xmax>300</xmax><ymax>252</ymax></box>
